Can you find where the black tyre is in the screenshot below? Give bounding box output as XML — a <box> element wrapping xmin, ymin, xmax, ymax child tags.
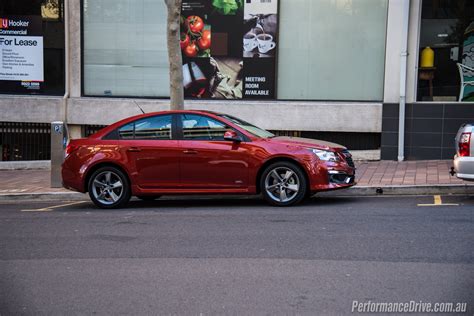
<box><xmin>88</xmin><ymin>166</ymin><xmax>131</xmax><ymax>209</ymax></box>
<box><xmin>260</xmin><ymin>161</ymin><xmax>308</xmax><ymax>206</ymax></box>
<box><xmin>136</xmin><ymin>195</ymin><xmax>161</xmax><ymax>201</ymax></box>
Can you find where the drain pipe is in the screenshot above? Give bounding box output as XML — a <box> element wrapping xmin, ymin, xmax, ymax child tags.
<box><xmin>398</xmin><ymin>0</ymin><xmax>410</xmax><ymax>161</ymax></box>
<box><xmin>63</xmin><ymin>0</ymin><xmax>70</xmax><ymax>121</ymax></box>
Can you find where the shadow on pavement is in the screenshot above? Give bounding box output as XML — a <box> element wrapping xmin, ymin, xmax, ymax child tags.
<box><xmin>53</xmin><ymin>194</ymin><xmax>360</xmax><ymax>212</ymax></box>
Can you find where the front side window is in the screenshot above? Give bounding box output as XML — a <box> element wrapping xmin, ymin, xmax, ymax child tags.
<box><xmin>181</xmin><ymin>114</ymin><xmax>230</xmax><ymax>140</ymax></box>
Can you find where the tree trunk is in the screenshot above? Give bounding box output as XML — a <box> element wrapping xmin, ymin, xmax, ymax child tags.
<box><xmin>165</xmin><ymin>0</ymin><xmax>184</xmax><ymax>110</ymax></box>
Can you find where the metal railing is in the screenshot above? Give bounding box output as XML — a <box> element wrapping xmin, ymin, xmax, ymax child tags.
<box><xmin>0</xmin><ymin>122</ymin><xmax>51</xmax><ymax>161</ymax></box>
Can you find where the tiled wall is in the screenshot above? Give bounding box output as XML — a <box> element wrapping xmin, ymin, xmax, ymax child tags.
<box><xmin>381</xmin><ymin>103</ymin><xmax>474</xmax><ymax>160</ymax></box>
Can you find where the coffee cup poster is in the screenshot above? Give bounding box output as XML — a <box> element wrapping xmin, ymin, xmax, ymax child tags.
<box><xmin>180</xmin><ymin>0</ymin><xmax>278</xmax><ymax>100</ymax></box>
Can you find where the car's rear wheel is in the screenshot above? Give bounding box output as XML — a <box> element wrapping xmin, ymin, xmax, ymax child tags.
<box><xmin>260</xmin><ymin>161</ymin><xmax>307</xmax><ymax>206</ymax></box>
<box><xmin>88</xmin><ymin>166</ymin><xmax>131</xmax><ymax>209</ymax></box>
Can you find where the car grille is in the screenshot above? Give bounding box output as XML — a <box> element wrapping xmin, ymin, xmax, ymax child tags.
<box><xmin>341</xmin><ymin>149</ymin><xmax>355</xmax><ymax>168</ymax></box>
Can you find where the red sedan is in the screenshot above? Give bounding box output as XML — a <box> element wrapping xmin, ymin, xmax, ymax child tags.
<box><xmin>62</xmin><ymin>110</ymin><xmax>355</xmax><ymax>208</ymax></box>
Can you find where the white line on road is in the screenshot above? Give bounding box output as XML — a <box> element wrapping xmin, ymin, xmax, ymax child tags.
<box><xmin>21</xmin><ymin>201</ymin><xmax>87</xmax><ymax>212</ymax></box>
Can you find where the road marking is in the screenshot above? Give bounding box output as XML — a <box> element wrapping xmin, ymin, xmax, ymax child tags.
<box><xmin>0</xmin><ymin>189</ymin><xmax>28</xmax><ymax>193</ymax></box>
<box><xmin>21</xmin><ymin>201</ymin><xmax>87</xmax><ymax>212</ymax></box>
<box><xmin>418</xmin><ymin>195</ymin><xmax>459</xmax><ymax>207</ymax></box>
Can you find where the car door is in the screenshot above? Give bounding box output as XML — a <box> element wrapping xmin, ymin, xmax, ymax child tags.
<box><xmin>118</xmin><ymin>114</ymin><xmax>180</xmax><ymax>189</ymax></box>
<box><xmin>178</xmin><ymin>113</ymin><xmax>250</xmax><ymax>189</ymax></box>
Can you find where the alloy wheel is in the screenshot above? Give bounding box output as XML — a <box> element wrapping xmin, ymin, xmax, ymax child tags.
<box><xmin>91</xmin><ymin>171</ymin><xmax>124</xmax><ymax>205</ymax></box>
<box><xmin>264</xmin><ymin>167</ymin><xmax>300</xmax><ymax>203</ymax></box>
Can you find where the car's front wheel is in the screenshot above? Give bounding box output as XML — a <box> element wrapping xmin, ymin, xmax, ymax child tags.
<box><xmin>88</xmin><ymin>166</ymin><xmax>131</xmax><ymax>209</ymax></box>
<box><xmin>260</xmin><ymin>161</ymin><xmax>307</xmax><ymax>206</ymax></box>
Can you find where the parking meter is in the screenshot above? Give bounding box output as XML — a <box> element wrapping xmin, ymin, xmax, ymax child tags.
<box><xmin>50</xmin><ymin>121</ymin><xmax>69</xmax><ymax>188</ymax></box>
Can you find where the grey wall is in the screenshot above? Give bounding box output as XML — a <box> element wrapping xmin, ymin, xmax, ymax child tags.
<box><xmin>381</xmin><ymin>103</ymin><xmax>474</xmax><ymax>160</ymax></box>
<box><xmin>67</xmin><ymin>98</ymin><xmax>383</xmax><ymax>133</ymax></box>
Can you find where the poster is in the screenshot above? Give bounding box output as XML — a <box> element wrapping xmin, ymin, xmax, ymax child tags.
<box><xmin>0</xmin><ymin>15</ymin><xmax>43</xmax><ymax>92</ymax></box>
<box><xmin>180</xmin><ymin>0</ymin><xmax>278</xmax><ymax>100</ymax></box>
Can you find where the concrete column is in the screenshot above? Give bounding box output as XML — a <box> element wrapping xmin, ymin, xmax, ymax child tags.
<box><xmin>384</xmin><ymin>0</ymin><xmax>422</xmax><ymax>104</ymax></box>
<box><xmin>406</xmin><ymin>0</ymin><xmax>422</xmax><ymax>103</ymax></box>
<box><xmin>69</xmin><ymin>0</ymin><xmax>82</xmax><ymax>98</ymax></box>
<box><xmin>383</xmin><ymin>0</ymin><xmax>404</xmax><ymax>104</ymax></box>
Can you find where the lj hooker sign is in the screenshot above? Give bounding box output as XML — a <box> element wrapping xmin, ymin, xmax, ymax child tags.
<box><xmin>0</xmin><ymin>16</ymin><xmax>43</xmax><ymax>89</ymax></box>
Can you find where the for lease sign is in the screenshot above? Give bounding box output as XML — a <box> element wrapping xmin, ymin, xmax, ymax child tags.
<box><xmin>0</xmin><ymin>16</ymin><xmax>43</xmax><ymax>82</ymax></box>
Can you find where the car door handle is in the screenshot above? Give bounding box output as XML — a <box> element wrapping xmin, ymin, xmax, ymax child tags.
<box><xmin>127</xmin><ymin>147</ymin><xmax>141</xmax><ymax>152</ymax></box>
<box><xmin>183</xmin><ymin>149</ymin><xmax>198</xmax><ymax>155</ymax></box>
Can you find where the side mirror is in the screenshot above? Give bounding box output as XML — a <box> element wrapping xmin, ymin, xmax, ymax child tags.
<box><xmin>224</xmin><ymin>130</ymin><xmax>242</xmax><ymax>142</ymax></box>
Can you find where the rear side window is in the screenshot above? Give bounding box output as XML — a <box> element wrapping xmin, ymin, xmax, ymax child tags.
<box><xmin>118</xmin><ymin>123</ymin><xmax>134</xmax><ymax>139</ymax></box>
<box><xmin>115</xmin><ymin>115</ymin><xmax>173</xmax><ymax>140</ymax></box>
<box><xmin>134</xmin><ymin>115</ymin><xmax>172</xmax><ymax>140</ymax></box>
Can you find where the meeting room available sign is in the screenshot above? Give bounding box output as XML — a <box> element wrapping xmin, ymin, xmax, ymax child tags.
<box><xmin>0</xmin><ymin>15</ymin><xmax>43</xmax><ymax>88</ymax></box>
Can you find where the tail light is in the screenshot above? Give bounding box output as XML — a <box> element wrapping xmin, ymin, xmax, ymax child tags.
<box><xmin>65</xmin><ymin>142</ymin><xmax>79</xmax><ymax>158</ymax></box>
<box><xmin>458</xmin><ymin>132</ymin><xmax>471</xmax><ymax>157</ymax></box>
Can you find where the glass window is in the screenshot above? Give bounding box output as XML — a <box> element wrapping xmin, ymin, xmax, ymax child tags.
<box><xmin>118</xmin><ymin>122</ymin><xmax>134</xmax><ymax>139</ymax></box>
<box><xmin>82</xmin><ymin>0</ymin><xmax>169</xmax><ymax>97</ymax></box>
<box><xmin>117</xmin><ymin>115</ymin><xmax>172</xmax><ymax>140</ymax></box>
<box><xmin>217</xmin><ymin>114</ymin><xmax>274</xmax><ymax>139</ymax></box>
<box><xmin>417</xmin><ymin>0</ymin><xmax>474</xmax><ymax>102</ymax></box>
<box><xmin>276</xmin><ymin>0</ymin><xmax>388</xmax><ymax>101</ymax></box>
<box><xmin>0</xmin><ymin>0</ymin><xmax>65</xmax><ymax>95</ymax></box>
<box><xmin>181</xmin><ymin>114</ymin><xmax>229</xmax><ymax>140</ymax></box>
<box><xmin>134</xmin><ymin>115</ymin><xmax>172</xmax><ymax>140</ymax></box>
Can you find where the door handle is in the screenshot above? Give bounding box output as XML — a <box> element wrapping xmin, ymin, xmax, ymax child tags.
<box><xmin>127</xmin><ymin>147</ymin><xmax>141</xmax><ymax>152</ymax></box>
<box><xmin>183</xmin><ymin>149</ymin><xmax>198</xmax><ymax>155</ymax></box>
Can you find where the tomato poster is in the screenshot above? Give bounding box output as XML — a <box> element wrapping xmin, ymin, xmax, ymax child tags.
<box><xmin>180</xmin><ymin>0</ymin><xmax>278</xmax><ymax>100</ymax></box>
<box><xmin>0</xmin><ymin>15</ymin><xmax>43</xmax><ymax>93</ymax></box>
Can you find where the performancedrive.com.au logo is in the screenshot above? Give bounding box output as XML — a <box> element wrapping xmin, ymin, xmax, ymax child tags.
<box><xmin>0</xmin><ymin>18</ymin><xmax>9</xmax><ymax>29</ymax></box>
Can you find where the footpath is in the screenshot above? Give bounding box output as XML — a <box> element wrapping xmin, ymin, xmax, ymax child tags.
<box><xmin>0</xmin><ymin>160</ymin><xmax>472</xmax><ymax>201</ymax></box>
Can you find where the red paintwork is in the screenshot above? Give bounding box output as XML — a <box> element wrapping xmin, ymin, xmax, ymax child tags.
<box><xmin>62</xmin><ymin>110</ymin><xmax>355</xmax><ymax>196</ymax></box>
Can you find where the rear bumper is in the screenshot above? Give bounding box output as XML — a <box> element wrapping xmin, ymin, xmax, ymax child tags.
<box><xmin>61</xmin><ymin>161</ymin><xmax>87</xmax><ymax>193</ymax></box>
<box><xmin>453</xmin><ymin>155</ymin><xmax>474</xmax><ymax>181</ymax></box>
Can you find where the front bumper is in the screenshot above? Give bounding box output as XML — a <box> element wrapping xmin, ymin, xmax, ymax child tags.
<box><xmin>453</xmin><ymin>155</ymin><xmax>474</xmax><ymax>181</ymax></box>
<box><xmin>308</xmin><ymin>161</ymin><xmax>356</xmax><ymax>192</ymax></box>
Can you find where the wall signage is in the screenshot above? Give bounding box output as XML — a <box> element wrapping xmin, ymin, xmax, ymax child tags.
<box><xmin>0</xmin><ymin>15</ymin><xmax>43</xmax><ymax>92</ymax></box>
<box><xmin>180</xmin><ymin>0</ymin><xmax>278</xmax><ymax>100</ymax></box>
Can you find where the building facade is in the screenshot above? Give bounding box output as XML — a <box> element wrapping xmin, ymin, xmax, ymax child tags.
<box><xmin>1</xmin><ymin>0</ymin><xmax>474</xmax><ymax>162</ymax></box>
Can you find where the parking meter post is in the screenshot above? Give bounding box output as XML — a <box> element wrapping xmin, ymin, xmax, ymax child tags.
<box><xmin>50</xmin><ymin>121</ymin><xmax>68</xmax><ymax>188</ymax></box>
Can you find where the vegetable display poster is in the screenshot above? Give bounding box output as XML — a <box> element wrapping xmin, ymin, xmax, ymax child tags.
<box><xmin>180</xmin><ymin>0</ymin><xmax>278</xmax><ymax>100</ymax></box>
<box><xmin>0</xmin><ymin>15</ymin><xmax>43</xmax><ymax>93</ymax></box>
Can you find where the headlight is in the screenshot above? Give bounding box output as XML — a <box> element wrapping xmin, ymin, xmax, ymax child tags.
<box><xmin>308</xmin><ymin>148</ymin><xmax>340</xmax><ymax>162</ymax></box>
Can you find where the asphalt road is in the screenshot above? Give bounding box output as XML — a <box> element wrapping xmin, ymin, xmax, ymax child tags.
<box><xmin>0</xmin><ymin>195</ymin><xmax>473</xmax><ymax>315</ymax></box>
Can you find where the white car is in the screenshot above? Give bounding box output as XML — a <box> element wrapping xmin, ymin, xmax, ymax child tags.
<box><xmin>452</xmin><ymin>123</ymin><xmax>474</xmax><ymax>181</ymax></box>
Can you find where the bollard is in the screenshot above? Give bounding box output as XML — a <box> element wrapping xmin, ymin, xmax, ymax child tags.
<box><xmin>50</xmin><ymin>121</ymin><xmax>69</xmax><ymax>188</ymax></box>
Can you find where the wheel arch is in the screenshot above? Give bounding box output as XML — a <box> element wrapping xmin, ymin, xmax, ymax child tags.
<box><xmin>84</xmin><ymin>161</ymin><xmax>131</xmax><ymax>193</ymax></box>
<box><xmin>255</xmin><ymin>157</ymin><xmax>310</xmax><ymax>195</ymax></box>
